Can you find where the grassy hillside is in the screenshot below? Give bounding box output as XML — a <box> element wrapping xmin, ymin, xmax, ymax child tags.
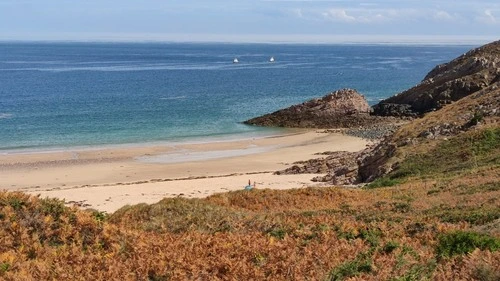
<box><xmin>359</xmin><ymin>83</ymin><xmax>500</xmax><ymax>182</ymax></box>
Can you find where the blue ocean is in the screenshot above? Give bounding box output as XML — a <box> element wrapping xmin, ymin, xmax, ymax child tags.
<box><xmin>0</xmin><ymin>42</ymin><xmax>474</xmax><ymax>151</ymax></box>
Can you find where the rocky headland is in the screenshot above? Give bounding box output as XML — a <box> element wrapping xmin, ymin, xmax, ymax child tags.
<box><xmin>246</xmin><ymin>40</ymin><xmax>500</xmax><ymax>185</ymax></box>
<box><xmin>244</xmin><ymin>88</ymin><xmax>402</xmax><ymax>130</ymax></box>
<box><xmin>373</xmin><ymin>40</ymin><xmax>500</xmax><ymax>117</ymax></box>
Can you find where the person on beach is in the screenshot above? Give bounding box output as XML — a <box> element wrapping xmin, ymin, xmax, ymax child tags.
<box><xmin>245</xmin><ymin>179</ymin><xmax>253</xmax><ymax>190</ymax></box>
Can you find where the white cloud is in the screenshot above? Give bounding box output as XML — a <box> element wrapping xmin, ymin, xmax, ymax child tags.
<box><xmin>357</xmin><ymin>13</ymin><xmax>388</xmax><ymax>23</ymax></box>
<box><xmin>317</xmin><ymin>8</ymin><xmax>420</xmax><ymax>23</ymax></box>
<box><xmin>433</xmin><ymin>10</ymin><xmax>454</xmax><ymax>21</ymax></box>
<box><xmin>320</xmin><ymin>8</ymin><xmax>393</xmax><ymax>23</ymax></box>
<box><xmin>476</xmin><ymin>9</ymin><xmax>497</xmax><ymax>23</ymax></box>
<box><xmin>292</xmin><ymin>7</ymin><xmax>468</xmax><ymax>24</ymax></box>
<box><xmin>322</xmin><ymin>9</ymin><xmax>356</xmax><ymax>22</ymax></box>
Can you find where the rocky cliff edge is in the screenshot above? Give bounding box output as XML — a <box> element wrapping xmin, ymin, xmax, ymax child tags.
<box><xmin>373</xmin><ymin>40</ymin><xmax>500</xmax><ymax>116</ymax></box>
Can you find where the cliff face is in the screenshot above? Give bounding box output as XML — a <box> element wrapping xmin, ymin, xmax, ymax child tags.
<box><xmin>373</xmin><ymin>40</ymin><xmax>500</xmax><ymax>116</ymax></box>
<box><xmin>244</xmin><ymin>88</ymin><xmax>375</xmax><ymax>128</ymax></box>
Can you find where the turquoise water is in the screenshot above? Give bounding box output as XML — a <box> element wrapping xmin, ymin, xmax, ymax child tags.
<box><xmin>0</xmin><ymin>42</ymin><xmax>474</xmax><ymax>151</ymax></box>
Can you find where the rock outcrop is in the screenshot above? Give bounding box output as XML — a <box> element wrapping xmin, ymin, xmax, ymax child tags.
<box><xmin>373</xmin><ymin>40</ymin><xmax>500</xmax><ymax>116</ymax></box>
<box><xmin>274</xmin><ymin>151</ymin><xmax>361</xmax><ymax>185</ymax></box>
<box><xmin>357</xmin><ymin>138</ymin><xmax>398</xmax><ymax>182</ymax></box>
<box><xmin>244</xmin><ymin>89</ymin><xmax>375</xmax><ymax>128</ymax></box>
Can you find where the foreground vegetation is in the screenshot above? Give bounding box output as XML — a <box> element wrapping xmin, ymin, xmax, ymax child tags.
<box><xmin>0</xmin><ymin>186</ymin><xmax>498</xmax><ymax>280</ymax></box>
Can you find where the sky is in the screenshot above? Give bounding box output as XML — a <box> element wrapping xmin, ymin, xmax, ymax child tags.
<box><xmin>0</xmin><ymin>0</ymin><xmax>499</xmax><ymax>43</ymax></box>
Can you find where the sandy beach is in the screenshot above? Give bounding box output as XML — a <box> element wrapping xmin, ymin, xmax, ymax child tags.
<box><xmin>0</xmin><ymin>130</ymin><xmax>370</xmax><ymax>213</ymax></box>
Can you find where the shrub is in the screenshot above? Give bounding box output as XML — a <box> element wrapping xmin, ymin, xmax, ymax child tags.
<box><xmin>391</xmin><ymin>202</ymin><xmax>412</xmax><ymax>213</ymax></box>
<box><xmin>436</xmin><ymin>231</ymin><xmax>500</xmax><ymax>259</ymax></box>
<box><xmin>473</xmin><ymin>127</ymin><xmax>500</xmax><ymax>155</ymax></box>
<box><xmin>1</xmin><ymin>196</ymin><xmax>26</xmax><ymax>211</ymax></box>
<box><xmin>110</xmin><ymin>198</ymin><xmax>244</xmax><ymax>233</ymax></box>
<box><xmin>435</xmin><ymin>208</ymin><xmax>499</xmax><ymax>225</ymax></box>
<box><xmin>391</xmin><ymin>262</ymin><xmax>436</xmax><ymax>281</ymax></box>
<box><xmin>327</xmin><ymin>257</ymin><xmax>372</xmax><ymax>281</ymax></box>
<box><xmin>90</xmin><ymin>210</ymin><xmax>108</xmax><ymax>223</ymax></box>
<box><xmin>0</xmin><ymin>262</ymin><xmax>10</xmax><ymax>273</ymax></box>
<box><xmin>357</xmin><ymin>228</ymin><xmax>382</xmax><ymax>248</ymax></box>
<box><xmin>381</xmin><ymin>241</ymin><xmax>400</xmax><ymax>254</ymax></box>
<box><xmin>468</xmin><ymin>110</ymin><xmax>484</xmax><ymax>126</ymax></box>
<box><xmin>40</xmin><ymin>197</ymin><xmax>66</xmax><ymax>221</ymax></box>
<box><xmin>267</xmin><ymin>227</ymin><xmax>288</xmax><ymax>240</ymax></box>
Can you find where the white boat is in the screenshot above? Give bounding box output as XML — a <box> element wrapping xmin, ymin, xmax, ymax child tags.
<box><xmin>233</xmin><ymin>58</ymin><xmax>239</xmax><ymax>63</ymax></box>
<box><xmin>269</xmin><ymin>56</ymin><xmax>275</xmax><ymax>62</ymax></box>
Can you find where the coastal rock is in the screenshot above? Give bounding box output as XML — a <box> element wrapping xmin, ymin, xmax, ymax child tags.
<box><xmin>244</xmin><ymin>89</ymin><xmax>373</xmax><ymax>128</ymax></box>
<box><xmin>373</xmin><ymin>40</ymin><xmax>500</xmax><ymax>116</ymax></box>
<box><xmin>275</xmin><ymin>151</ymin><xmax>361</xmax><ymax>185</ymax></box>
<box><xmin>372</xmin><ymin>103</ymin><xmax>417</xmax><ymax>117</ymax></box>
<box><xmin>344</xmin><ymin>123</ymin><xmax>402</xmax><ymax>140</ymax></box>
<box><xmin>357</xmin><ymin>140</ymin><xmax>397</xmax><ymax>182</ymax></box>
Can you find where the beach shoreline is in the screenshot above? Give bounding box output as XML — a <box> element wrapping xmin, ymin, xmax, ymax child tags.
<box><xmin>0</xmin><ymin>130</ymin><xmax>371</xmax><ymax>213</ymax></box>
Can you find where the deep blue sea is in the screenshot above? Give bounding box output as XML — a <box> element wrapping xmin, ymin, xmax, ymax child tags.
<box><xmin>0</xmin><ymin>42</ymin><xmax>475</xmax><ymax>151</ymax></box>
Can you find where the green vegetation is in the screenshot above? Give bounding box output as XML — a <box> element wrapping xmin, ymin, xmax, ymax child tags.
<box><xmin>381</xmin><ymin>241</ymin><xmax>400</xmax><ymax>254</ymax></box>
<box><xmin>390</xmin><ymin>262</ymin><xmax>436</xmax><ymax>281</ymax></box>
<box><xmin>367</xmin><ymin>127</ymin><xmax>500</xmax><ymax>189</ymax></box>
<box><xmin>436</xmin><ymin>231</ymin><xmax>500</xmax><ymax>259</ymax></box>
<box><xmin>401</xmin><ymin>127</ymin><xmax>500</xmax><ymax>176</ymax></box>
<box><xmin>267</xmin><ymin>227</ymin><xmax>288</xmax><ymax>240</ymax></box>
<box><xmin>468</xmin><ymin>110</ymin><xmax>484</xmax><ymax>126</ymax></box>
<box><xmin>0</xmin><ymin>262</ymin><xmax>10</xmax><ymax>273</ymax></box>
<box><xmin>430</xmin><ymin>207</ymin><xmax>500</xmax><ymax>225</ymax></box>
<box><xmin>327</xmin><ymin>255</ymin><xmax>373</xmax><ymax>281</ymax></box>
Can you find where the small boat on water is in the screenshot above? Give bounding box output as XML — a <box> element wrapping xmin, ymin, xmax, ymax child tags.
<box><xmin>269</xmin><ymin>56</ymin><xmax>275</xmax><ymax>63</ymax></box>
<box><xmin>233</xmin><ymin>58</ymin><xmax>239</xmax><ymax>63</ymax></box>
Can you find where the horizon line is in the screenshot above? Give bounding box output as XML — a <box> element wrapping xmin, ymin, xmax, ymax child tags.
<box><xmin>0</xmin><ymin>34</ymin><xmax>497</xmax><ymax>45</ymax></box>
